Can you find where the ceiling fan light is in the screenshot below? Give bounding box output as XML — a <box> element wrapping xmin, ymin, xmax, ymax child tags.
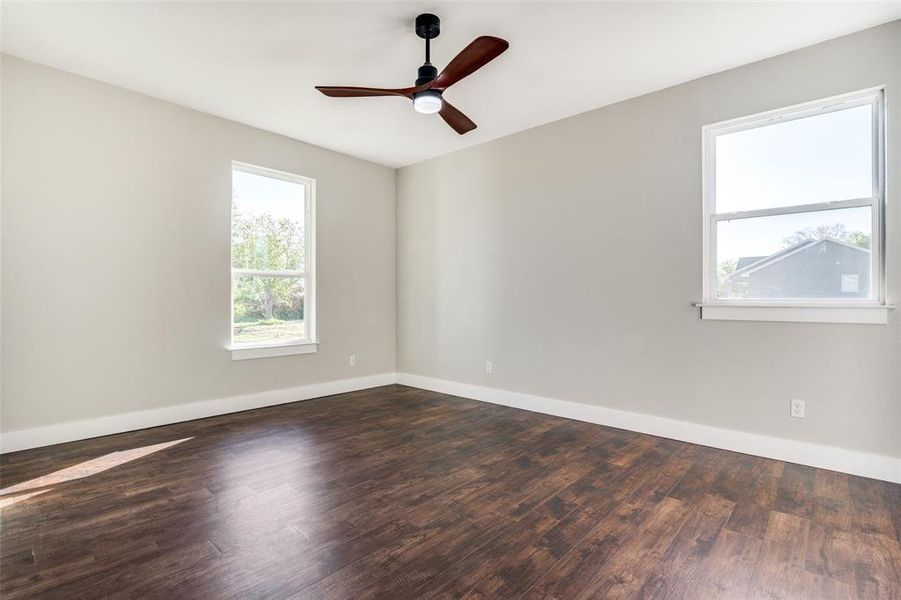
<box><xmin>413</xmin><ymin>91</ymin><xmax>443</xmax><ymax>114</ymax></box>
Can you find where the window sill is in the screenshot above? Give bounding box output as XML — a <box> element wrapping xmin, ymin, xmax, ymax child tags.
<box><xmin>229</xmin><ymin>341</ymin><xmax>318</xmax><ymax>360</ymax></box>
<box><xmin>696</xmin><ymin>304</ymin><xmax>891</xmax><ymax>324</ymax></box>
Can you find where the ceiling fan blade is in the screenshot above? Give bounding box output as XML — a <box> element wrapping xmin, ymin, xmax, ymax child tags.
<box><xmin>432</xmin><ymin>36</ymin><xmax>509</xmax><ymax>91</ymax></box>
<box><xmin>438</xmin><ymin>100</ymin><xmax>477</xmax><ymax>135</ymax></box>
<box><xmin>316</xmin><ymin>86</ymin><xmax>413</xmax><ymax>98</ymax></box>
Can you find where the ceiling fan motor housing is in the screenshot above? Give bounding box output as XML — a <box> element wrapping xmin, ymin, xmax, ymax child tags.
<box><xmin>416</xmin><ymin>64</ymin><xmax>438</xmax><ymax>86</ymax></box>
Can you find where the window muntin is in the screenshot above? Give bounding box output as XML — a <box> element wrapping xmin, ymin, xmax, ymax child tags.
<box><xmin>704</xmin><ymin>89</ymin><xmax>884</xmax><ymax>305</ymax></box>
<box><xmin>231</xmin><ymin>162</ymin><xmax>314</xmax><ymax>348</ymax></box>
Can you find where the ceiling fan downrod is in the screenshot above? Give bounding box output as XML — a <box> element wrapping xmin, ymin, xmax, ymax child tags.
<box><xmin>415</xmin><ymin>13</ymin><xmax>440</xmax><ymax>86</ymax></box>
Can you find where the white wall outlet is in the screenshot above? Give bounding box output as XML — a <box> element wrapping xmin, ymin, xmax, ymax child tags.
<box><xmin>485</xmin><ymin>361</ymin><xmax>493</xmax><ymax>374</ymax></box>
<box><xmin>349</xmin><ymin>354</ymin><xmax>356</xmax><ymax>367</ymax></box>
<box><xmin>790</xmin><ymin>398</ymin><xmax>805</xmax><ymax>418</ymax></box>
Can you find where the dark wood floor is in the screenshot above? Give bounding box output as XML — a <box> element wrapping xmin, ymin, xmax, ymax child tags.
<box><xmin>1</xmin><ymin>385</ymin><xmax>898</xmax><ymax>599</ymax></box>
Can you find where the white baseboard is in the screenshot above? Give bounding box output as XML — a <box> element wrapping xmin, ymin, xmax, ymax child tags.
<box><xmin>4</xmin><ymin>371</ymin><xmax>898</xmax><ymax>484</ymax></box>
<box><xmin>0</xmin><ymin>373</ymin><xmax>397</xmax><ymax>453</ymax></box>
<box><xmin>396</xmin><ymin>373</ymin><xmax>901</xmax><ymax>484</ymax></box>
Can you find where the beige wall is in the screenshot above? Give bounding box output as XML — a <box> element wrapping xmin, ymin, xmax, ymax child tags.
<box><xmin>397</xmin><ymin>22</ymin><xmax>901</xmax><ymax>458</ymax></box>
<box><xmin>3</xmin><ymin>22</ymin><xmax>899</xmax><ymax>458</ymax></box>
<box><xmin>1</xmin><ymin>55</ymin><xmax>396</xmax><ymax>432</ymax></box>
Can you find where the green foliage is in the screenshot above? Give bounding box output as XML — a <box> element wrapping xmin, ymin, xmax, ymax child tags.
<box><xmin>717</xmin><ymin>258</ymin><xmax>748</xmax><ymax>298</ymax></box>
<box><xmin>845</xmin><ymin>230</ymin><xmax>871</xmax><ymax>249</ymax></box>
<box><xmin>782</xmin><ymin>223</ymin><xmax>870</xmax><ymax>249</ymax></box>
<box><xmin>232</xmin><ymin>200</ymin><xmax>305</xmax><ymax>322</ymax></box>
<box><xmin>233</xmin><ymin>277</ymin><xmax>304</xmax><ymax>323</ymax></box>
<box><xmin>232</xmin><ymin>201</ymin><xmax>304</xmax><ymax>271</ymax></box>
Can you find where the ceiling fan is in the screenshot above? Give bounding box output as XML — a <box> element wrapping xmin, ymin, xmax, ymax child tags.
<box><xmin>315</xmin><ymin>13</ymin><xmax>509</xmax><ymax>135</ymax></box>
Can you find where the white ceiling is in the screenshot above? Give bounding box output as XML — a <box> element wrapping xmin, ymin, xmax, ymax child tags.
<box><xmin>3</xmin><ymin>2</ymin><xmax>899</xmax><ymax>168</ymax></box>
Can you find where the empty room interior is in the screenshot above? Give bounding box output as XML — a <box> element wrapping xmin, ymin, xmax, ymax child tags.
<box><xmin>1</xmin><ymin>2</ymin><xmax>900</xmax><ymax>598</ymax></box>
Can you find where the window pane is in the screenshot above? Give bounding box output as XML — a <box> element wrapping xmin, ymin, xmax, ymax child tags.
<box><xmin>715</xmin><ymin>104</ymin><xmax>872</xmax><ymax>213</ymax></box>
<box><xmin>232</xmin><ymin>169</ymin><xmax>305</xmax><ymax>271</ymax></box>
<box><xmin>716</xmin><ymin>206</ymin><xmax>871</xmax><ymax>299</ymax></box>
<box><xmin>233</xmin><ymin>276</ymin><xmax>305</xmax><ymax>344</ymax></box>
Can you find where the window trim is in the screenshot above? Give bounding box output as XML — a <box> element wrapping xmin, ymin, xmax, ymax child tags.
<box><xmin>700</xmin><ymin>87</ymin><xmax>888</xmax><ymax>322</ymax></box>
<box><xmin>228</xmin><ymin>161</ymin><xmax>317</xmax><ymax>358</ymax></box>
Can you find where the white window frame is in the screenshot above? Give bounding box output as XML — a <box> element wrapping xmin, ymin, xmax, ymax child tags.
<box><xmin>700</xmin><ymin>88</ymin><xmax>890</xmax><ymax>324</ymax></box>
<box><xmin>228</xmin><ymin>161</ymin><xmax>317</xmax><ymax>359</ymax></box>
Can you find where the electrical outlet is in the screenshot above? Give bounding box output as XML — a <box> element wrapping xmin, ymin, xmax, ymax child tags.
<box><xmin>485</xmin><ymin>361</ymin><xmax>493</xmax><ymax>374</ymax></box>
<box><xmin>349</xmin><ymin>355</ymin><xmax>356</xmax><ymax>367</ymax></box>
<box><xmin>790</xmin><ymin>398</ymin><xmax>805</xmax><ymax>418</ymax></box>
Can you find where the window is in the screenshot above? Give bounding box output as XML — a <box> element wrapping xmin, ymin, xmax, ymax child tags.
<box><xmin>230</xmin><ymin>162</ymin><xmax>315</xmax><ymax>358</ymax></box>
<box><xmin>701</xmin><ymin>89</ymin><xmax>887</xmax><ymax>324</ymax></box>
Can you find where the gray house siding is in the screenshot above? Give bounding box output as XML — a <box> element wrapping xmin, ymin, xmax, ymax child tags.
<box><xmin>728</xmin><ymin>239</ymin><xmax>870</xmax><ymax>299</ymax></box>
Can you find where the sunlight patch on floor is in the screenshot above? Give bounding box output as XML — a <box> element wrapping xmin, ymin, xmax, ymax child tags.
<box><xmin>0</xmin><ymin>438</ymin><xmax>193</xmax><ymax>506</ymax></box>
<box><xmin>0</xmin><ymin>489</ymin><xmax>51</xmax><ymax>509</ymax></box>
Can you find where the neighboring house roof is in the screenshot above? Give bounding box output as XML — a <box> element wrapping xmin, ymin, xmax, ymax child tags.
<box><xmin>727</xmin><ymin>237</ymin><xmax>870</xmax><ymax>280</ymax></box>
<box><xmin>736</xmin><ymin>256</ymin><xmax>766</xmax><ymax>270</ymax></box>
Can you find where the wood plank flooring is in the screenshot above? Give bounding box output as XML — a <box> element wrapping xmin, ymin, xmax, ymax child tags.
<box><xmin>1</xmin><ymin>384</ymin><xmax>899</xmax><ymax>599</ymax></box>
